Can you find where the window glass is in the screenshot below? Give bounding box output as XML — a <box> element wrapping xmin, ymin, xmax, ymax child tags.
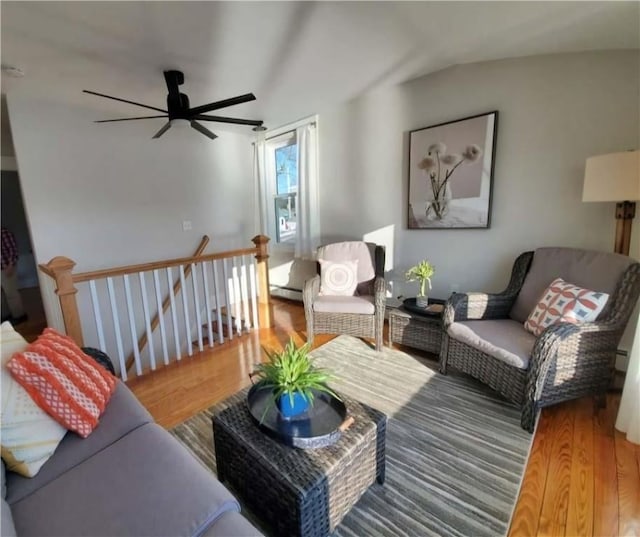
<box><xmin>272</xmin><ymin>141</ymin><xmax>298</xmax><ymax>243</ymax></box>
<box><xmin>275</xmin><ymin>193</ymin><xmax>297</xmax><ymax>243</ymax></box>
<box><xmin>275</xmin><ymin>143</ymin><xmax>298</xmax><ymax>195</ymax></box>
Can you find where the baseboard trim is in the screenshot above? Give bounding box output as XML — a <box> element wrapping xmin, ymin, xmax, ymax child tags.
<box><xmin>270</xmin><ymin>287</ymin><xmax>302</xmax><ymax>302</ymax></box>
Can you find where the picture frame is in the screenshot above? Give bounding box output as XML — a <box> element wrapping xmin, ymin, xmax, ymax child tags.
<box><xmin>408</xmin><ymin>111</ymin><xmax>498</xmax><ymax>229</ymax></box>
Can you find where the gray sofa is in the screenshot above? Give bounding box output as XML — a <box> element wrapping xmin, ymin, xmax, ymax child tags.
<box><xmin>1</xmin><ymin>382</ymin><xmax>261</xmax><ymax>537</ymax></box>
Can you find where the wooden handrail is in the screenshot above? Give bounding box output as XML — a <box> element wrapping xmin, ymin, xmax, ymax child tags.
<box><xmin>125</xmin><ymin>235</ymin><xmax>210</xmax><ymax>373</ymax></box>
<box><xmin>38</xmin><ymin>264</ymin><xmax>56</xmax><ymax>279</ymax></box>
<box><xmin>72</xmin><ymin>246</ymin><xmax>259</xmax><ymax>283</ymax></box>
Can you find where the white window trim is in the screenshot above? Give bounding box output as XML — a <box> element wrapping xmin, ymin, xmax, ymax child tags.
<box><xmin>266</xmin><ymin>115</ymin><xmax>316</xmax><ymax>139</ymax></box>
<box><xmin>257</xmin><ymin>115</ymin><xmax>319</xmax><ymax>255</ymax></box>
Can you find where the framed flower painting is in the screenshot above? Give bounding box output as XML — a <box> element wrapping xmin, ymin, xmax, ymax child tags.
<box><xmin>408</xmin><ymin>111</ymin><xmax>498</xmax><ymax>229</ymax></box>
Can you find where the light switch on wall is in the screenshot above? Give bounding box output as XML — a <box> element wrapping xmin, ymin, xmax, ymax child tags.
<box><xmin>182</xmin><ymin>220</ymin><xmax>192</xmax><ymax>231</ymax></box>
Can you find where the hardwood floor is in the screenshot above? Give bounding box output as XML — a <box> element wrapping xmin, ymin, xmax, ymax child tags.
<box><xmin>127</xmin><ymin>298</ymin><xmax>335</xmax><ymax>430</ymax></box>
<box><xmin>508</xmin><ymin>394</ymin><xmax>640</xmax><ymax>537</ymax></box>
<box><xmin>125</xmin><ymin>298</ymin><xmax>640</xmax><ymax>536</ymax></box>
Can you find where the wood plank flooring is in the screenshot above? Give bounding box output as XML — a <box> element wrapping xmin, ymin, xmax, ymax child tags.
<box><xmin>126</xmin><ymin>298</ymin><xmax>334</xmax><ymax>429</ymax></box>
<box><xmin>122</xmin><ymin>298</ymin><xmax>639</xmax><ymax>536</ymax></box>
<box><xmin>508</xmin><ymin>394</ymin><xmax>640</xmax><ymax>537</ymax></box>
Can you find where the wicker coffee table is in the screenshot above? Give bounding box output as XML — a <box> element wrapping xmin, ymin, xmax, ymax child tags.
<box><xmin>213</xmin><ymin>388</ymin><xmax>387</xmax><ymax>537</ymax></box>
<box><xmin>388</xmin><ymin>298</ymin><xmax>445</xmax><ymax>354</ymax></box>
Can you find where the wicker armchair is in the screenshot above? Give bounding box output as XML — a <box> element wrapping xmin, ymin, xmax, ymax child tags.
<box><xmin>440</xmin><ymin>247</ymin><xmax>640</xmax><ymax>432</ymax></box>
<box><xmin>303</xmin><ymin>241</ymin><xmax>386</xmax><ymax>351</ymax></box>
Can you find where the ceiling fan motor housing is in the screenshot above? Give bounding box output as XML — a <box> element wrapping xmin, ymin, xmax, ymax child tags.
<box><xmin>164</xmin><ymin>70</ymin><xmax>190</xmax><ymax>119</ymax></box>
<box><xmin>167</xmin><ymin>93</ymin><xmax>191</xmax><ymax>119</ymax></box>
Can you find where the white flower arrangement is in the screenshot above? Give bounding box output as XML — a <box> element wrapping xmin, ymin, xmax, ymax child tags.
<box><xmin>418</xmin><ymin>142</ymin><xmax>483</xmax><ymax>220</ymax></box>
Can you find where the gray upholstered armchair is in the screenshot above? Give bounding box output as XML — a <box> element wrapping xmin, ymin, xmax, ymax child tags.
<box><xmin>440</xmin><ymin>247</ymin><xmax>640</xmax><ymax>432</ymax></box>
<box><xmin>303</xmin><ymin>241</ymin><xmax>386</xmax><ymax>351</ymax></box>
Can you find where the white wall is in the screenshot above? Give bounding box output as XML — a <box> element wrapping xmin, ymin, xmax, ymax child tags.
<box><xmin>318</xmin><ymin>50</ymin><xmax>639</xmax><ymax>348</ymax></box>
<box><xmin>8</xmin><ymin>95</ymin><xmax>255</xmax><ymax>267</ymax></box>
<box><xmin>7</xmin><ymin>94</ymin><xmax>255</xmax><ymax>346</ymax></box>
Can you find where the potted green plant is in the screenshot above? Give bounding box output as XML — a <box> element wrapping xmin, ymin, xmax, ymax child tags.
<box><xmin>406</xmin><ymin>259</ymin><xmax>435</xmax><ymax>308</ymax></box>
<box><xmin>252</xmin><ymin>338</ymin><xmax>339</xmax><ymax>420</ymax></box>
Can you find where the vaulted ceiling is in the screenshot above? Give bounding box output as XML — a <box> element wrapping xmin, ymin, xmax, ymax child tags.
<box><xmin>2</xmin><ymin>1</ymin><xmax>639</xmax><ymax>153</ymax></box>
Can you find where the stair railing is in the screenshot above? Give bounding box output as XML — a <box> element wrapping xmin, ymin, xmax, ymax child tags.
<box><xmin>38</xmin><ymin>235</ymin><xmax>271</xmax><ymax>381</ymax></box>
<box><xmin>125</xmin><ymin>235</ymin><xmax>210</xmax><ymax>373</ymax></box>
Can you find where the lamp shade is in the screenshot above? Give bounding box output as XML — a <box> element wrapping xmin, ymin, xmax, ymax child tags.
<box><xmin>583</xmin><ymin>150</ymin><xmax>640</xmax><ymax>202</ymax></box>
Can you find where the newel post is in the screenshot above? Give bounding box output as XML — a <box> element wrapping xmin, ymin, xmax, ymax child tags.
<box><xmin>251</xmin><ymin>235</ymin><xmax>272</xmax><ymax>328</ymax></box>
<box><xmin>42</xmin><ymin>256</ymin><xmax>84</xmax><ymax>346</ymax></box>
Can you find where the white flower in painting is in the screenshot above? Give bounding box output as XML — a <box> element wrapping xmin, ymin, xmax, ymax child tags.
<box><xmin>427</xmin><ymin>142</ymin><xmax>447</xmax><ymax>155</ymax></box>
<box><xmin>417</xmin><ymin>156</ymin><xmax>436</xmax><ymax>170</ymax></box>
<box><xmin>462</xmin><ymin>144</ymin><xmax>482</xmax><ymax>162</ymax></box>
<box><xmin>420</xmin><ymin>140</ymin><xmax>483</xmax><ymax>221</ymax></box>
<box><xmin>440</xmin><ymin>153</ymin><xmax>461</xmax><ymax>166</ymax></box>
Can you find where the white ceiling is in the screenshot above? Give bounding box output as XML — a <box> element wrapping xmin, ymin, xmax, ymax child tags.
<box><xmin>1</xmin><ymin>1</ymin><xmax>639</xmax><ymax>152</ymax></box>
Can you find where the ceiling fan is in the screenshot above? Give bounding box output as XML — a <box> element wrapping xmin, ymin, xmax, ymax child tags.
<box><xmin>83</xmin><ymin>70</ymin><xmax>265</xmax><ymax>140</ymax></box>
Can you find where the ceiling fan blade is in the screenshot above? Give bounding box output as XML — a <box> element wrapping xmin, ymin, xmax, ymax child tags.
<box><xmin>188</xmin><ymin>93</ymin><xmax>256</xmax><ymax>116</ymax></box>
<box><xmin>95</xmin><ymin>115</ymin><xmax>168</xmax><ymax>123</ymax></box>
<box><xmin>83</xmin><ymin>90</ymin><xmax>167</xmax><ymax>114</ymax></box>
<box><xmin>190</xmin><ymin>121</ymin><xmax>218</xmax><ymax>140</ymax></box>
<box><xmin>192</xmin><ymin>114</ymin><xmax>263</xmax><ymax>127</ymax></box>
<box><xmin>152</xmin><ymin>122</ymin><xmax>172</xmax><ymax>139</ymax></box>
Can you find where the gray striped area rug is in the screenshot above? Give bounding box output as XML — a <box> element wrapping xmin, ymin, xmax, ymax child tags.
<box><xmin>170</xmin><ymin>335</ymin><xmax>533</xmax><ymax>537</ymax></box>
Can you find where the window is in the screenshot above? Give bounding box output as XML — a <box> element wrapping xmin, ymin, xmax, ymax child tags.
<box><xmin>256</xmin><ymin>117</ymin><xmax>318</xmax><ymax>258</ymax></box>
<box><xmin>266</xmin><ymin>132</ymin><xmax>298</xmax><ymax>245</ymax></box>
<box><xmin>274</xmin><ymin>141</ymin><xmax>298</xmax><ymax>243</ymax></box>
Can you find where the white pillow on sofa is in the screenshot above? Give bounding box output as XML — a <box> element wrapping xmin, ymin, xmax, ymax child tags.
<box><xmin>0</xmin><ymin>322</ymin><xmax>67</xmax><ymax>477</ymax></box>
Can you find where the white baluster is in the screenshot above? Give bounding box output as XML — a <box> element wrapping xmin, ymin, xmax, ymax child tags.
<box><xmin>123</xmin><ymin>275</ymin><xmax>142</xmax><ymax>376</ymax></box>
<box><xmin>248</xmin><ymin>257</ymin><xmax>259</xmax><ymax>329</ymax></box>
<box><xmin>106</xmin><ymin>277</ymin><xmax>127</xmax><ymax>381</ymax></box>
<box><xmin>153</xmin><ymin>269</ymin><xmax>170</xmax><ymax>366</ymax></box>
<box><xmin>89</xmin><ymin>280</ymin><xmax>106</xmax><ymax>351</ymax></box>
<box><xmin>202</xmin><ymin>261</ymin><xmax>214</xmax><ymax>348</ymax></box>
<box><xmin>240</xmin><ymin>256</ymin><xmax>251</xmax><ymax>330</ymax></box>
<box><xmin>167</xmin><ymin>267</ymin><xmax>181</xmax><ymax>361</ymax></box>
<box><xmin>231</xmin><ymin>259</ymin><xmax>242</xmax><ymax>335</ymax></box>
<box><xmin>191</xmin><ymin>263</ymin><xmax>204</xmax><ymax>352</ymax></box>
<box><xmin>179</xmin><ymin>265</ymin><xmax>193</xmax><ymax>357</ymax></box>
<box><xmin>212</xmin><ymin>260</ymin><xmax>224</xmax><ymax>344</ymax></box>
<box><xmin>222</xmin><ymin>258</ymin><xmax>234</xmax><ymax>340</ymax></box>
<box><xmin>138</xmin><ymin>272</ymin><xmax>156</xmax><ymax>371</ymax></box>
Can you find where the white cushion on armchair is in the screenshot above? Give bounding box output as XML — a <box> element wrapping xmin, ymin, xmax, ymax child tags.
<box><xmin>313</xmin><ymin>296</ymin><xmax>375</xmax><ymax>315</ymax></box>
<box><xmin>447</xmin><ymin>319</ymin><xmax>536</xmax><ymax>369</ymax></box>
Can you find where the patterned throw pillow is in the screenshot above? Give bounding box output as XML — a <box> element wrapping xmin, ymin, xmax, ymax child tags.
<box><xmin>524</xmin><ymin>278</ymin><xmax>609</xmax><ymax>337</ymax></box>
<box><xmin>0</xmin><ymin>322</ymin><xmax>67</xmax><ymax>477</ymax></box>
<box><xmin>7</xmin><ymin>328</ymin><xmax>117</xmax><ymax>438</ymax></box>
<box><xmin>319</xmin><ymin>259</ymin><xmax>359</xmax><ymax>296</ymax></box>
